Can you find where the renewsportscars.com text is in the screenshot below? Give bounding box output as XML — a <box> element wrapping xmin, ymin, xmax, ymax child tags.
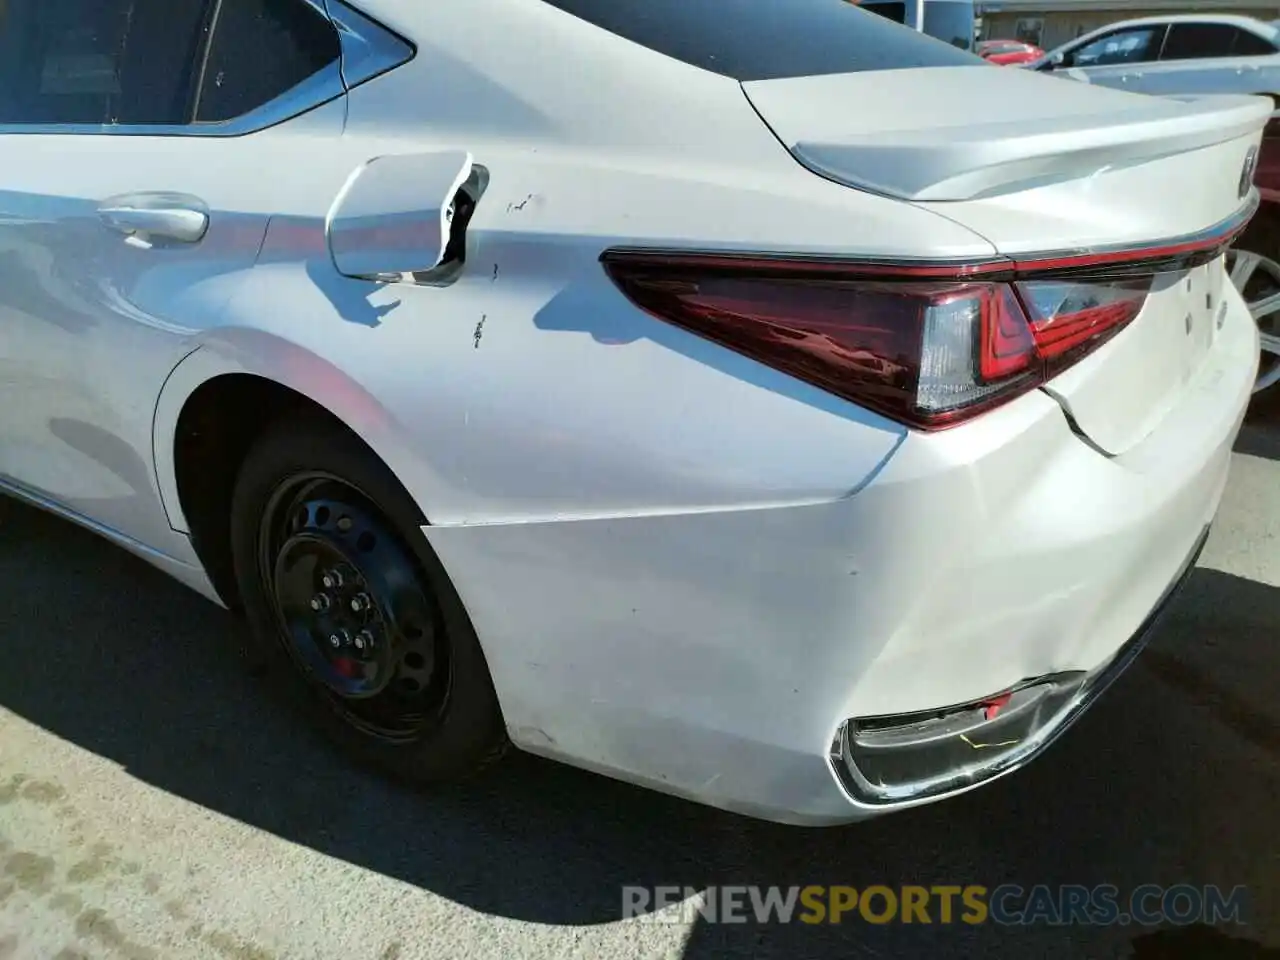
<box><xmin>622</xmin><ymin>884</ymin><xmax>1249</xmax><ymax>926</ymax></box>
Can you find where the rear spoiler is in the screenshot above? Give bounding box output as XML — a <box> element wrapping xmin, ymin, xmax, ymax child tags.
<box><xmin>790</xmin><ymin>95</ymin><xmax>1271</xmax><ymax>202</ymax></box>
<box><xmin>742</xmin><ymin>65</ymin><xmax>1272</xmax><ymax>202</ymax></box>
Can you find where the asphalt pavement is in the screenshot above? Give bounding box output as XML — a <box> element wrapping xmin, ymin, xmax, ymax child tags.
<box><xmin>1</xmin><ymin>400</ymin><xmax>1278</xmax><ymax>960</ymax></box>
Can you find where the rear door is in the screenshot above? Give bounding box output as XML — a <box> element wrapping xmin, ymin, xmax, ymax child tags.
<box><xmin>0</xmin><ymin>0</ymin><xmax>354</xmax><ymax>551</ymax></box>
<box><xmin>1129</xmin><ymin>21</ymin><xmax>1276</xmax><ymax>95</ymax></box>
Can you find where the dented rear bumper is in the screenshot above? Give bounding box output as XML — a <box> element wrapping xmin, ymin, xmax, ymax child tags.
<box><xmin>829</xmin><ymin>523</ymin><xmax>1209</xmax><ymax>806</ymax></box>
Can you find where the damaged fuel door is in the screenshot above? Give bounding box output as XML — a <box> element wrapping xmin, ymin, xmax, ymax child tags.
<box><xmin>327</xmin><ymin>150</ymin><xmax>479</xmax><ymax>282</ymax></box>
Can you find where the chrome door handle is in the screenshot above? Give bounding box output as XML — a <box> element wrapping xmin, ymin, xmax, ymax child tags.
<box><xmin>98</xmin><ymin>193</ymin><xmax>209</xmax><ymax>243</ymax></box>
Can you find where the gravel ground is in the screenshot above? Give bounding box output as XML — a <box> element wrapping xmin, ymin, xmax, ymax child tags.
<box><xmin>1</xmin><ymin>402</ymin><xmax>1277</xmax><ymax>960</ymax></box>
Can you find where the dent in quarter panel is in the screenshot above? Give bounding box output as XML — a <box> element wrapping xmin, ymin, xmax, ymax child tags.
<box><xmin>199</xmin><ymin>241</ymin><xmax>908</xmax><ymax>527</ymax></box>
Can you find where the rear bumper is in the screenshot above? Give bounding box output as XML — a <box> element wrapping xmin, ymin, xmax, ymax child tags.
<box><xmin>423</xmin><ymin>278</ymin><xmax>1255</xmax><ymax>826</ymax></box>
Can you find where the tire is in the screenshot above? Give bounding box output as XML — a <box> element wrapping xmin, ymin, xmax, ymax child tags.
<box><xmin>229</xmin><ymin>414</ymin><xmax>507</xmax><ymax>783</ymax></box>
<box><xmin>1236</xmin><ymin>205</ymin><xmax>1280</xmax><ymax>261</ymax></box>
<box><xmin>1228</xmin><ymin>205</ymin><xmax>1280</xmax><ymax>396</ymax></box>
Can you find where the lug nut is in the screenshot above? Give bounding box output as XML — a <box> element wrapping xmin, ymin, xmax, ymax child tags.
<box><xmin>349</xmin><ymin>593</ymin><xmax>372</xmax><ymax>614</ymax></box>
<box><xmin>320</xmin><ymin>569</ymin><xmax>345</xmax><ymax>590</ymax></box>
<box><xmin>354</xmin><ymin>629</ymin><xmax>376</xmax><ymax>652</ymax></box>
<box><xmin>310</xmin><ymin>593</ymin><xmax>331</xmax><ymax>612</ymax></box>
<box><xmin>328</xmin><ymin>629</ymin><xmax>350</xmax><ymax>649</ymax></box>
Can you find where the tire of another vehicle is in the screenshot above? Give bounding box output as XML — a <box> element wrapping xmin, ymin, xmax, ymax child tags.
<box><xmin>229</xmin><ymin>414</ymin><xmax>508</xmax><ymax>783</ymax></box>
<box><xmin>1229</xmin><ymin>206</ymin><xmax>1280</xmax><ymax>395</ymax></box>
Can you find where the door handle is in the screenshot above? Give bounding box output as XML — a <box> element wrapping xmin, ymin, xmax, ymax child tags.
<box><xmin>98</xmin><ymin>192</ymin><xmax>209</xmax><ymax>243</ymax></box>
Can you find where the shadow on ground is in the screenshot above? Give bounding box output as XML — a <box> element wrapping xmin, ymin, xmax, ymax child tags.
<box><xmin>0</xmin><ymin>440</ymin><xmax>1277</xmax><ymax>957</ymax></box>
<box><xmin>1238</xmin><ymin>389</ymin><xmax>1280</xmax><ymax>461</ymax></box>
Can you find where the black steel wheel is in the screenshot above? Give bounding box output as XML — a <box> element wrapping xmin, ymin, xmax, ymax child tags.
<box><xmin>259</xmin><ymin>474</ymin><xmax>449</xmax><ymax>741</ymax></box>
<box><xmin>230</xmin><ymin>414</ymin><xmax>507</xmax><ymax>783</ymax></box>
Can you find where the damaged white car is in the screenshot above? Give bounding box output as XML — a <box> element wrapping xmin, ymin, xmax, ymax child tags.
<box><xmin>0</xmin><ymin>0</ymin><xmax>1266</xmax><ymax>824</ymax></box>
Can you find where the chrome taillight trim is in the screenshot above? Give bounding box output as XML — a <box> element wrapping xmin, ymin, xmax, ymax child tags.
<box><xmin>601</xmin><ymin>193</ymin><xmax>1260</xmax><ymax>283</ymax></box>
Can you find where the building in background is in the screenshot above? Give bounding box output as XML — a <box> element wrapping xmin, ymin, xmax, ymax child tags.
<box><xmin>977</xmin><ymin>0</ymin><xmax>1280</xmax><ymax>49</ymax></box>
<box><xmin>857</xmin><ymin>0</ymin><xmax>978</xmax><ymax>48</ymax></box>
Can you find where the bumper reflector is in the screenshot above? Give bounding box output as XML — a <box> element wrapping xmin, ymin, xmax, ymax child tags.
<box><xmin>840</xmin><ymin>673</ymin><xmax>1086</xmax><ymax>802</ymax></box>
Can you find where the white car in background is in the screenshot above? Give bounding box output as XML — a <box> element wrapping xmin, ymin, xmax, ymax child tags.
<box><xmin>1028</xmin><ymin>14</ymin><xmax>1280</xmax><ymax>102</ymax></box>
<box><xmin>1029</xmin><ymin>15</ymin><xmax>1280</xmax><ymax>394</ymax></box>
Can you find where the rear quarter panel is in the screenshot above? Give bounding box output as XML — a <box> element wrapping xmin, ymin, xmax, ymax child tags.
<box><xmin>159</xmin><ymin>0</ymin><xmax>1011</xmax><ymax>529</ymax></box>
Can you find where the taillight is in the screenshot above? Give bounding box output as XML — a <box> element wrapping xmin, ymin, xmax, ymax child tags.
<box><xmin>1016</xmin><ymin>277</ymin><xmax>1152</xmax><ymax>377</ymax></box>
<box><xmin>601</xmin><ymin>254</ymin><xmax>1160</xmax><ymax>430</ymax></box>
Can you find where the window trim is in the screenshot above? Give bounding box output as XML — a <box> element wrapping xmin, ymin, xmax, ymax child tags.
<box><xmin>0</xmin><ymin>0</ymin><xmax>413</xmax><ymax>138</ymax></box>
<box><xmin>326</xmin><ymin>0</ymin><xmax>417</xmax><ymax>90</ymax></box>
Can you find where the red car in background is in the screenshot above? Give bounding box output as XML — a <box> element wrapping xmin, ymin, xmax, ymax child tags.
<box><xmin>976</xmin><ymin>39</ymin><xmax>1044</xmax><ymax>64</ymax></box>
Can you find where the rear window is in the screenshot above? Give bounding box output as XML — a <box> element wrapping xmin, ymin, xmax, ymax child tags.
<box><xmin>1161</xmin><ymin>23</ymin><xmax>1278</xmax><ymax>60</ymax></box>
<box><xmin>1161</xmin><ymin>23</ymin><xmax>1243</xmax><ymax>61</ymax></box>
<box><xmin>1234</xmin><ymin>29</ymin><xmax>1278</xmax><ymax>56</ymax></box>
<box><xmin>539</xmin><ymin>0</ymin><xmax>980</xmax><ymax>81</ymax></box>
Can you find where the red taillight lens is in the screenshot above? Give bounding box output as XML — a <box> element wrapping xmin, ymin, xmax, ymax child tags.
<box><xmin>1015</xmin><ymin>277</ymin><xmax>1152</xmax><ymax>377</ymax></box>
<box><xmin>602</xmin><ymin>254</ymin><xmax>1156</xmax><ymax>430</ymax></box>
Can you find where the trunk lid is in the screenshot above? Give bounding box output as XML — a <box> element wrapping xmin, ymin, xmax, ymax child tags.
<box><xmin>742</xmin><ymin>66</ymin><xmax>1269</xmax><ymax>453</ymax></box>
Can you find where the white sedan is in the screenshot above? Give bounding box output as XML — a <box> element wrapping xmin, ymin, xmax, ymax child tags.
<box><xmin>1027</xmin><ymin>14</ymin><xmax>1280</xmax><ymax>100</ymax></box>
<box><xmin>0</xmin><ymin>0</ymin><xmax>1268</xmax><ymax>825</ymax></box>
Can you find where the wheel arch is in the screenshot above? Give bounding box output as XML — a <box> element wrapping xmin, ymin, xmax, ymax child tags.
<box><xmin>155</xmin><ymin>331</ymin><xmax>431</xmax><ymax>606</ymax></box>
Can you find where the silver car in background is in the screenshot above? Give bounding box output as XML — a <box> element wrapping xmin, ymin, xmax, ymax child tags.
<box><xmin>1028</xmin><ymin>14</ymin><xmax>1280</xmax><ymax>99</ymax></box>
